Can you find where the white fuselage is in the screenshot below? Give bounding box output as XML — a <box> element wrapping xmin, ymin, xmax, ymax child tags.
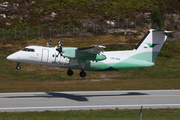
<box><xmin>7</xmin><ymin>45</ymin><xmax>140</xmax><ymax>71</ymax></box>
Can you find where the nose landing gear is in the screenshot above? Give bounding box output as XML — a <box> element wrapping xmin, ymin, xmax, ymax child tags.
<box><xmin>16</xmin><ymin>63</ymin><xmax>21</xmax><ymax>70</ymax></box>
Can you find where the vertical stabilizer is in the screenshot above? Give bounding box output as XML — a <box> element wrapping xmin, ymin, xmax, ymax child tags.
<box><xmin>131</xmin><ymin>29</ymin><xmax>172</xmax><ymax>62</ymax></box>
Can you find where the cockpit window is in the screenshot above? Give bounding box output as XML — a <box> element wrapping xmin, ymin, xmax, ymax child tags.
<box><xmin>22</xmin><ymin>48</ymin><xmax>28</xmax><ymax>51</ymax></box>
<box><xmin>22</xmin><ymin>48</ymin><xmax>35</xmax><ymax>52</ymax></box>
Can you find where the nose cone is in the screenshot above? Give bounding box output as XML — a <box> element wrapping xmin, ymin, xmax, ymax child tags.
<box><xmin>7</xmin><ymin>54</ymin><xmax>14</xmax><ymax>61</ymax></box>
<box><xmin>7</xmin><ymin>53</ymin><xmax>19</xmax><ymax>62</ymax></box>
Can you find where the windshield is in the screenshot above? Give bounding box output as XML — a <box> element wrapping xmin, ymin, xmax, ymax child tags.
<box><xmin>22</xmin><ymin>48</ymin><xmax>35</xmax><ymax>52</ymax></box>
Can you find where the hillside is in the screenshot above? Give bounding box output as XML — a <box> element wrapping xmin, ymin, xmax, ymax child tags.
<box><xmin>0</xmin><ymin>0</ymin><xmax>180</xmax><ymax>29</ymax></box>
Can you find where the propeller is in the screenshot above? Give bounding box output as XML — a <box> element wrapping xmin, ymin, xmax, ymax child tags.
<box><xmin>56</xmin><ymin>39</ymin><xmax>63</xmax><ymax>56</ymax></box>
<box><xmin>47</xmin><ymin>38</ymin><xmax>52</xmax><ymax>47</ymax></box>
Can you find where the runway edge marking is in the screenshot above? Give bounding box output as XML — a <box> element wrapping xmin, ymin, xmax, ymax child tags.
<box><xmin>1</xmin><ymin>104</ymin><xmax>180</xmax><ymax>110</ymax></box>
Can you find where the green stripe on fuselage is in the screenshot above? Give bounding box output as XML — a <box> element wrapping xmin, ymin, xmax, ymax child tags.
<box><xmin>85</xmin><ymin>58</ymin><xmax>154</xmax><ymax>71</ymax></box>
<box><xmin>130</xmin><ymin>51</ymin><xmax>159</xmax><ymax>62</ymax></box>
<box><xmin>68</xmin><ymin>52</ymin><xmax>156</xmax><ymax>71</ymax></box>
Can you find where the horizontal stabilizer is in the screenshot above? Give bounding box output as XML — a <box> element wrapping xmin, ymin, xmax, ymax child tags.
<box><xmin>164</xmin><ymin>30</ymin><xmax>173</xmax><ymax>33</ymax></box>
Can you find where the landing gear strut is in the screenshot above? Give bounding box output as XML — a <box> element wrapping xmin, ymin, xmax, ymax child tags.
<box><xmin>67</xmin><ymin>69</ymin><xmax>73</xmax><ymax>76</ymax></box>
<box><xmin>79</xmin><ymin>63</ymin><xmax>86</xmax><ymax>77</ymax></box>
<box><xmin>16</xmin><ymin>63</ymin><xmax>21</xmax><ymax>70</ymax></box>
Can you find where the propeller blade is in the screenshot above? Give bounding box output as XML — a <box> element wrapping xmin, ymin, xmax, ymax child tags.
<box><xmin>61</xmin><ymin>39</ymin><xmax>63</xmax><ymax>46</ymax></box>
<box><xmin>49</xmin><ymin>38</ymin><xmax>52</xmax><ymax>46</ymax></box>
<box><xmin>47</xmin><ymin>38</ymin><xmax>52</xmax><ymax>47</ymax></box>
<box><xmin>56</xmin><ymin>47</ymin><xmax>62</xmax><ymax>53</ymax></box>
<box><xmin>58</xmin><ymin>41</ymin><xmax>61</xmax><ymax>47</ymax></box>
<box><xmin>56</xmin><ymin>40</ymin><xmax>64</xmax><ymax>56</ymax></box>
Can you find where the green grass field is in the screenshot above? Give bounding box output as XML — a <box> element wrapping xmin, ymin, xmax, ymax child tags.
<box><xmin>0</xmin><ymin>109</ymin><xmax>180</xmax><ymax>120</ymax></box>
<box><xmin>0</xmin><ymin>35</ymin><xmax>180</xmax><ymax>119</ymax></box>
<box><xmin>0</xmin><ymin>35</ymin><xmax>180</xmax><ymax>92</ymax></box>
<box><xmin>1</xmin><ymin>56</ymin><xmax>180</xmax><ymax>92</ymax></box>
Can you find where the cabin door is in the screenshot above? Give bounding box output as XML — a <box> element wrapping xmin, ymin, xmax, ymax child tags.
<box><xmin>41</xmin><ymin>49</ymin><xmax>49</xmax><ymax>63</ymax></box>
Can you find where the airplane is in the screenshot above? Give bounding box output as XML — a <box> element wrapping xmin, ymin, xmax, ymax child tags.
<box><xmin>7</xmin><ymin>29</ymin><xmax>172</xmax><ymax>77</ymax></box>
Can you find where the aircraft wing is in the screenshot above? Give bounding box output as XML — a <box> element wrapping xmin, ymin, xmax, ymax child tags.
<box><xmin>62</xmin><ymin>45</ymin><xmax>106</xmax><ymax>62</ymax></box>
<box><xmin>76</xmin><ymin>45</ymin><xmax>106</xmax><ymax>54</ymax></box>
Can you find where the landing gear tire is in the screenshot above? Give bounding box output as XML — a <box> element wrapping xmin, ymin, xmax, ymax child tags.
<box><xmin>80</xmin><ymin>71</ymin><xmax>86</xmax><ymax>77</ymax></box>
<box><xmin>67</xmin><ymin>69</ymin><xmax>73</xmax><ymax>76</ymax></box>
<box><xmin>16</xmin><ymin>63</ymin><xmax>21</xmax><ymax>70</ymax></box>
<box><xmin>16</xmin><ymin>65</ymin><xmax>21</xmax><ymax>70</ymax></box>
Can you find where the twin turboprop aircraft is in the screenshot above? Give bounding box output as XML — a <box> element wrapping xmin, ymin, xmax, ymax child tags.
<box><xmin>7</xmin><ymin>29</ymin><xmax>172</xmax><ymax>77</ymax></box>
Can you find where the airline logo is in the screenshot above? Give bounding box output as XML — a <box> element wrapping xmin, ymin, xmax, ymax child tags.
<box><xmin>146</xmin><ymin>43</ymin><xmax>159</xmax><ymax>48</ymax></box>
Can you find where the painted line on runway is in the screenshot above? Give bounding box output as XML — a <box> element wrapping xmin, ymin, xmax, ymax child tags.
<box><xmin>1</xmin><ymin>104</ymin><xmax>180</xmax><ymax>110</ymax></box>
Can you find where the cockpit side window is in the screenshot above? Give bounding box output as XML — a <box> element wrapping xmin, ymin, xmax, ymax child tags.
<box><xmin>22</xmin><ymin>48</ymin><xmax>28</xmax><ymax>51</ymax></box>
<box><xmin>31</xmin><ymin>49</ymin><xmax>35</xmax><ymax>52</ymax></box>
<box><xmin>22</xmin><ymin>48</ymin><xmax>35</xmax><ymax>52</ymax></box>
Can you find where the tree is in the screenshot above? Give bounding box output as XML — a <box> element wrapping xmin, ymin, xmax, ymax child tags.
<box><xmin>150</xmin><ymin>9</ymin><xmax>163</xmax><ymax>30</ymax></box>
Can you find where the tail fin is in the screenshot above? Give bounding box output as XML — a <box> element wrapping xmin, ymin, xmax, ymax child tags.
<box><xmin>131</xmin><ymin>29</ymin><xmax>172</xmax><ymax>62</ymax></box>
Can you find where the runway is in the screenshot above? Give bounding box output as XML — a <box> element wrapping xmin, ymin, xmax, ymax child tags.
<box><xmin>0</xmin><ymin>90</ymin><xmax>180</xmax><ymax>112</ymax></box>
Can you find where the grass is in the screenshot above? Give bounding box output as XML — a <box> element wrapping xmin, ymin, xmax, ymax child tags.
<box><xmin>0</xmin><ymin>35</ymin><xmax>180</xmax><ymax>92</ymax></box>
<box><xmin>0</xmin><ymin>108</ymin><xmax>180</xmax><ymax>120</ymax></box>
<box><xmin>0</xmin><ymin>57</ymin><xmax>180</xmax><ymax>92</ymax></box>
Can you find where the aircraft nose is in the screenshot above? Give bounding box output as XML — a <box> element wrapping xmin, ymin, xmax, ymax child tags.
<box><xmin>7</xmin><ymin>54</ymin><xmax>14</xmax><ymax>60</ymax></box>
<box><xmin>7</xmin><ymin>53</ymin><xmax>19</xmax><ymax>61</ymax></box>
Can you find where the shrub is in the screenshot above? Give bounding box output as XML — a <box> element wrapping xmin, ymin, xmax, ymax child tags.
<box><xmin>150</xmin><ymin>9</ymin><xmax>164</xmax><ymax>29</ymax></box>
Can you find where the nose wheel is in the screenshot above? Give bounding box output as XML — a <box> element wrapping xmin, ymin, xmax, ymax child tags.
<box><xmin>16</xmin><ymin>63</ymin><xmax>21</xmax><ymax>70</ymax></box>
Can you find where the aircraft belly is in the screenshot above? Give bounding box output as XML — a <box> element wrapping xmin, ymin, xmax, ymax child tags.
<box><xmin>112</xmin><ymin>58</ymin><xmax>155</xmax><ymax>70</ymax></box>
<box><xmin>86</xmin><ymin>58</ymin><xmax>154</xmax><ymax>71</ymax></box>
<box><xmin>86</xmin><ymin>61</ymin><xmax>116</xmax><ymax>71</ymax></box>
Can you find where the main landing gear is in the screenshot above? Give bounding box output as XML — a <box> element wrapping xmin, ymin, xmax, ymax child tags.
<box><xmin>80</xmin><ymin>70</ymin><xmax>86</xmax><ymax>77</ymax></box>
<box><xmin>16</xmin><ymin>63</ymin><xmax>21</xmax><ymax>70</ymax></box>
<box><xmin>67</xmin><ymin>69</ymin><xmax>73</xmax><ymax>76</ymax></box>
<box><xmin>79</xmin><ymin>63</ymin><xmax>86</xmax><ymax>77</ymax></box>
<box><xmin>67</xmin><ymin>63</ymin><xmax>87</xmax><ymax>77</ymax></box>
<box><xmin>67</xmin><ymin>69</ymin><xmax>86</xmax><ymax>77</ymax></box>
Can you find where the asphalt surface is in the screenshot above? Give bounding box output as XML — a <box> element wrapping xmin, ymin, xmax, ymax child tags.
<box><xmin>0</xmin><ymin>90</ymin><xmax>180</xmax><ymax>112</ymax></box>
